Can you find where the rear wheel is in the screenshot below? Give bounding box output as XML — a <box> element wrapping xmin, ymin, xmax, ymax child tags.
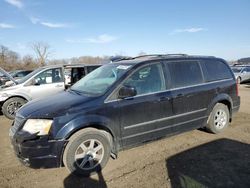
<box><xmin>2</xmin><ymin>97</ymin><xmax>27</xmax><ymax>120</ymax></box>
<box><xmin>63</xmin><ymin>128</ymin><xmax>111</xmax><ymax>177</ymax></box>
<box><xmin>206</xmin><ymin>103</ymin><xmax>229</xmax><ymax>134</ymax></box>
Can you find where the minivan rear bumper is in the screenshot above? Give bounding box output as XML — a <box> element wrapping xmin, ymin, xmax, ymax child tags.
<box><xmin>10</xmin><ymin>131</ymin><xmax>66</xmax><ymax>169</ymax></box>
<box><xmin>232</xmin><ymin>96</ymin><xmax>240</xmax><ymax>114</ymax></box>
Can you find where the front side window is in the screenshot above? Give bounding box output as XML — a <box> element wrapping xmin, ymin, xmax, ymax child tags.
<box><xmin>168</xmin><ymin>61</ymin><xmax>203</xmax><ymax>88</ymax></box>
<box><xmin>34</xmin><ymin>68</ymin><xmax>63</xmax><ymax>85</ymax></box>
<box><xmin>123</xmin><ymin>63</ymin><xmax>166</xmax><ymax>95</ymax></box>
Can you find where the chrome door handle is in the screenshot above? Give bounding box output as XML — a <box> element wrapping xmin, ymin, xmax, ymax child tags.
<box><xmin>173</xmin><ymin>93</ymin><xmax>184</xmax><ymax>99</ymax></box>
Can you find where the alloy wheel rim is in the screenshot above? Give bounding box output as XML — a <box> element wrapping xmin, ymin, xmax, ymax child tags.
<box><xmin>7</xmin><ymin>101</ymin><xmax>23</xmax><ymax>116</ymax></box>
<box><xmin>214</xmin><ymin>109</ymin><xmax>227</xmax><ymax>129</ymax></box>
<box><xmin>74</xmin><ymin>139</ymin><xmax>104</xmax><ymax>170</ymax></box>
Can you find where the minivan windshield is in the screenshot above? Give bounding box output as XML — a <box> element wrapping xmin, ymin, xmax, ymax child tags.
<box><xmin>71</xmin><ymin>64</ymin><xmax>131</xmax><ymax>95</ymax></box>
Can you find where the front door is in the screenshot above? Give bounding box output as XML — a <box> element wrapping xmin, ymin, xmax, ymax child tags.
<box><xmin>26</xmin><ymin>68</ymin><xmax>65</xmax><ymax>100</ymax></box>
<box><xmin>118</xmin><ymin>62</ymin><xmax>173</xmax><ymax>147</ymax></box>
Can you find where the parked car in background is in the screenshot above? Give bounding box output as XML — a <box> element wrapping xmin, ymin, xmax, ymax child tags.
<box><xmin>0</xmin><ymin>67</ymin><xmax>17</xmax><ymax>87</ymax></box>
<box><xmin>0</xmin><ymin>64</ymin><xmax>101</xmax><ymax>119</ymax></box>
<box><xmin>9</xmin><ymin>70</ymin><xmax>33</xmax><ymax>80</ymax></box>
<box><xmin>4</xmin><ymin>70</ymin><xmax>33</xmax><ymax>86</ymax></box>
<box><xmin>0</xmin><ymin>72</ymin><xmax>5</xmax><ymax>86</ymax></box>
<box><xmin>66</xmin><ymin>64</ymin><xmax>100</xmax><ymax>88</ymax></box>
<box><xmin>231</xmin><ymin>65</ymin><xmax>250</xmax><ymax>83</ymax></box>
<box><xmin>9</xmin><ymin>54</ymin><xmax>240</xmax><ymax>176</ymax></box>
<box><xmin>0</xmin><ymin>73</ymin><xmax>11</xmax><ymax>86</ymax></box>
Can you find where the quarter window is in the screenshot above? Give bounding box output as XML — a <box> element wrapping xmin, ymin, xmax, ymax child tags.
<box><xmin>123</xmin><ymin>63</ymin><xmax>166</xmax><ymax>95</ymax></box>
<box><xmin>203</xmin><ymin>60</ymin><xmax>232</xmax><ymax>81</ymax></box>
<box><xmin>167</xmin><ymin>61</ymin><xmax>203</xmax><ymax>88</ymax></box>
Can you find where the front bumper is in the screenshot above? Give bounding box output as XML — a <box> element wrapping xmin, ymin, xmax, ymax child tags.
<box><xmin>10</xmin><ymin>130</ymin><xmax>66</xmax><ymax>169</ymax></box>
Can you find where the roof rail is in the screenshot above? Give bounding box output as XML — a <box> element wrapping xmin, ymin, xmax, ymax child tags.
<box><xmin>134</xmin><ymin>54</ymin><xmax>189</xmax><ymax>59</ymax></box>
<box><xmin>109</xmin><ymin>56</ymin><xmax>132</xmax><ymax>63</ymax></box>
<box><xmin>165</xmin><ymin>53</ymin><xmax>188</xmax><ymax>56</ymax></box>
<box><xmin>110</xmin><ymin>53</ymin><xmax>208</xmax><ymax>62</ymax></box>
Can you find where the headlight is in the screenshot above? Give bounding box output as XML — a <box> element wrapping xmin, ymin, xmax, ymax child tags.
<box><xmin>0</xmin><ymin>93</ymin><xmax>9</xmax><ymax>101</ymax></box>
<box><xmin>22</xmin><ymin>119</ymin><xmax>53</xmax><ymax>136</ymax></box>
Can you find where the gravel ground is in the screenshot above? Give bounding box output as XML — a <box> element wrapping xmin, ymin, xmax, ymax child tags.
<box><xmin>0</xmin><ymin>85</ymin><xmax>249</xmax><ymax>188</ymax></box>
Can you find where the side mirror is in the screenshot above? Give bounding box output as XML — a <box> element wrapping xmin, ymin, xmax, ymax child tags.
<box><xmin>118</xmin><ymin>85</ymin><xmax>137</xmax><ymax>99</ymax></box>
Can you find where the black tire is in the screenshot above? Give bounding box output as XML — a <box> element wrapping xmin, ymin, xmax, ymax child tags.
<box><xmin>206</xmin><ymin>103</ymin><xmax>230</xmax><ymax>134</ymax></box>
<box><xmin>63</xmin><ymin>128</ymin><xmax>111</xmax><ymax>177</ymax></box>
<box><xmin>2</xmin><ymin>97</ymin><xmax>27</xmax><ymax>120</ymax></box>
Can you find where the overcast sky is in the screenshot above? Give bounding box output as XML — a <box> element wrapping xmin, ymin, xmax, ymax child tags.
<box><xmin>0</xmin><ymin>0</ymin><xmax>250</xmax><ymax>60</ymax></box>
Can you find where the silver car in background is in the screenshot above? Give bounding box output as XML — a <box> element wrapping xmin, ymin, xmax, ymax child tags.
<box><xmin>0</xmin><ymin>64</ymin><xmax>100</xmax><ymax>119</ymax></box>
<box><xmin>231</xmin><ymin>65</ymin><xmax>250</xmax><ymax>84</ymax></box>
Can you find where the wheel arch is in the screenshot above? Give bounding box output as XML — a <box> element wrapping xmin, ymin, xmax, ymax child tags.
<box><xmin>207</xmin><ymin>94</ymin><xmax>233</xmax><ymax>123</ymax></box>
<box><xmin>65</xmin><ymin>124</ymin><xmax>116</xmax><ymax>147</ymax></box>
<box><xmin>3</xmin><ymin>95</ymin><xmax>29</xmax><ymax>103</ymax></box>
<box><xmin>57</xmin><ymin>117</ymin><xmax>119</xmax><ymax>166</ymax></box>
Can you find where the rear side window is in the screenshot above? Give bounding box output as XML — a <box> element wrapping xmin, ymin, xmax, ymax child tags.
<box><xmin>203</xmin><ymin>60</ymin><xmax>232</xmax><ymax>81</ymax></box>
<box><xmin>167</xmin><ymin>61</ymin><xmax>203</xmax><ymax>88</ymax></box>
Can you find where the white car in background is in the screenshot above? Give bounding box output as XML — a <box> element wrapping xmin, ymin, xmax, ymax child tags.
<box><xmin>231</xmin><ymin>65</ymin><xmax>250</xmax><ymax>83</ymax></box>
<box><xmin>0</xmin><ymin>64</ymin><xmax>100</xmax><ymax>119</ymax></box>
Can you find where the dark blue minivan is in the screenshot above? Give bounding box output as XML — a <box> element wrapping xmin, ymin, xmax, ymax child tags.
<box><xmin>9</xmin><ymin>54</ymin><xmax>240</xmax><ymax>176</ymax></box>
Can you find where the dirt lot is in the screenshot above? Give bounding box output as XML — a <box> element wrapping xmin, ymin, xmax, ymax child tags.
<box><xmin>0</xmin><ymin>85</ymin><xmax>250</xmax><ymax>188</ymax></box>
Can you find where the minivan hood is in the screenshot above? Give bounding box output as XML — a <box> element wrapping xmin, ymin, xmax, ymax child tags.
<box><xmin>0</xmin><ymin>67</ymin><xmax>17</xmax><ymax>87</ymax></box>
<box><xmin>18</xmin><ymin>90</ymin><xmax>97</xmax><ymax>118</ymax></box>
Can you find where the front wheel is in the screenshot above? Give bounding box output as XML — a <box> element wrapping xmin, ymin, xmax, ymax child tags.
<box><xmin>206</xmin><ymin>103</ymin><xmax>230</xmax><ymax>134</ymax></box>
<box><xmin>2</xmin><ymin>97</ymin><xmax>27</xmax><ymax>120</ymax></box>
<box><xmin>63</xmin><ymin>128</ymin><xmax>111</xmax><ymax>177</ymax></box>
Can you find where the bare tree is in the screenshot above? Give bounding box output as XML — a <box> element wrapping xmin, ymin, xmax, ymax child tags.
<box><xmin>0</xmin><ymin>45</ymin><xmax>8</xmax><ymax>66</ymax></box>
<box><xmin>0</xmin><ymin>45</ymin><xmax>22</xmax><ymax>71</ymax></box>
<box><xmin>22</xmin><ymin>55</ymin><xmax>39</xmax><ymax>70</ymax></box>
<box><xmin>31</xmin><ymin>42</ymin><xmax>51</xmax><ymax>66</ymax></box>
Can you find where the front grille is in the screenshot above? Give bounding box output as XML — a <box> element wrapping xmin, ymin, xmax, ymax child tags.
<box><xmin>10</xmin><ymin>115</ymin><xmax>26</xmax><ymax>135</ymax></box>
